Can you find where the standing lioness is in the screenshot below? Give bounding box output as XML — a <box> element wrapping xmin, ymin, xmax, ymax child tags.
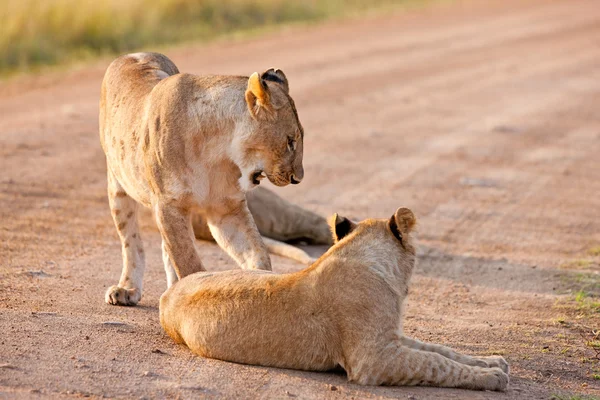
<box><xmin>160</xmin><ymin>207</ymin><xmax>510</xmax><ymax>391</ymax></box>
<box><xmin>100</xmin><ymin>52</ymin><xmax>304</xmax><ymax>305</ymax></box>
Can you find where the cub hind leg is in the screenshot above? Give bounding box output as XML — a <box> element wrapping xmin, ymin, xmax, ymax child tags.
<box><xmin>105</xmin><ymin>170</ymin><xmax>145</xmax><ymax>306</ymax></box>
<box><xmin>400</xmin><ymin>336</ymin><xmax>509</xmax><ymax>374</ymax></box>
<box><xmin>348</xmin><ymin>340</ymin><xmax>508</xmax><ymax>391</ymax></box>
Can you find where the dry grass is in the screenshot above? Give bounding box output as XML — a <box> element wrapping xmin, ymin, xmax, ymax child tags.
<box><xmin>588</xmin><ymin>246</ymin><xmax>600</xmax><ymax>257</ymax></box>
<box><xmin>0</xmin><ymin>0</ymin><xmax>431</xmax><ymax>75</ymax></box>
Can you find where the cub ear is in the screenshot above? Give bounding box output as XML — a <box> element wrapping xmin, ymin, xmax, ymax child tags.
<box><xmin>388</xmin><ymin>207</ymin><xmax>416</xmax><ymax>243</ymax></box>
<box><xmin>261</xmin><ymin>68</ymin><xmax>289</xmax><ymax>94</ymax></box>
<box><xmin>328</xmin><ymin>213</ymin><xmax>357</xmax><ymax>243</ymax></box>
<box><xmin>245</xmin><ymin>72</ymin><xmax>272</xmax><ymax>119</ymax></box>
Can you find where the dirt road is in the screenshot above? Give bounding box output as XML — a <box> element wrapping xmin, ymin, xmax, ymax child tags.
<box><xmin>1</xmin><ymin>0</ymin><xmax>599</xmax><ymax>398</ymax></box>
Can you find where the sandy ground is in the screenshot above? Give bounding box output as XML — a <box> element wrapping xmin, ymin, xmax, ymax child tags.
<box><xmin>1</xmin><ymin>0</ymin><xmax>600</xmax><ymax>398</ymax></box>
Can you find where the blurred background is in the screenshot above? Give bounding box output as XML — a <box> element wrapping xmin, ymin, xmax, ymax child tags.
<box><xmin>0</xmin><ymin>0</ymin><xmax>428</xmax><ymax>75</ymax></box>
<box><xmin>1</xmin><ymin>0</ymin><xmax>599</xmax><ymax>398</ymax></box>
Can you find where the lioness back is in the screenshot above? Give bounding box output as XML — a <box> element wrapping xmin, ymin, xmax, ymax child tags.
<box><xmin>160</xmin><ymin>270</ymin><xmax>340</xmax><ymax>371</ymax></box>
<box><xmin>100</xmin><ymin>52</ymin><xmax>179</xmax><ymax>153</ymax></box>
<box><xmin>100</xmin><ymin>53</ymin><xmax>185</xmax><ymax>206</ymax></box>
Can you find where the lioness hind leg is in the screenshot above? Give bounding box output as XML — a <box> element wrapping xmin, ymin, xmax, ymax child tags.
<box><xmin>105</xmin><ymin>171</ymin><xmax>145</xmax><ymax>306</ymax></box>
<box><xmin>400</xmin><ymin>336</ymin><xmax>509</xmax><ymax>374</ymax></box>
<box><xmin>349</xmin><ymin>341</ymin><xmax>508</xmax><ymax>391</ymax></box>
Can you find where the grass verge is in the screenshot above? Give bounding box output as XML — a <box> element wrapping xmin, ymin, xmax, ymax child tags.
<box><xmin>1</xmin><ymin>0</ymin><xmax>437</xmax><ymax>77</ymax></box>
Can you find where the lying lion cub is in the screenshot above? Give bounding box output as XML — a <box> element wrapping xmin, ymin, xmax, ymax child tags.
<box><xmin>160</xmin><ymin>207</ymin><xmax>509</xmax><ymax>391</ymax></box>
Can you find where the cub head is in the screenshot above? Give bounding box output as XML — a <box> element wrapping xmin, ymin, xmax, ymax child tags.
<box><xmin>242</xmin><ymin>69</ymin><xmax>304</xmax><ymax>188</ymax></box>
<box><xmin>327</xmin><ymin>207</ymin><xmax>417</xmax><ymax>263</ymax></box>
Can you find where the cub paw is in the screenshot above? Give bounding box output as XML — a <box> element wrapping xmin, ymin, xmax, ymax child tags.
<box><xmin>105</xmin><ymin>285</ymin><xmax>141</xmax><ymax>306</ymax></box>
<box><xmin>481</xmin><ymin>355</ymin><xmax>509</xmax><ymax>374</ymax></box>
<box><xmin>481</xmin><ymin>367</ymin><xmax>509</xmax><ymax>392</ymax></box>
<box><xmin>472</xmin><ymin>359</ymin><xmax>491</xmax><ymax>368</ymax></box>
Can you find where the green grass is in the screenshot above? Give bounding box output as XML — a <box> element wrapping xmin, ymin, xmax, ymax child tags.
<box><xmin>574</xmin><ymin>290</ymin><xmax>600</xmax><ymax>314</ymax></box>
<box><xmin>587</xmin><ymin>341</ymin><xmax>600</xmax><ymax>350</ymax></box>
<box><xmin>0</xmin><ymin>0</ymin><xmax>435</xmax><ymax>76</ymax></box>
<box><xmin>560</xmin><ymin>272</ymin><xmax>600</xmax><ymax>297</ymax></box>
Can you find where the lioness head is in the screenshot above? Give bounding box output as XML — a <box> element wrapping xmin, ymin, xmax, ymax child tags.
<box><xmin>327</xmin><ymin>207</ymin><xmax>417</xmax><ymax>272</ymax></box>
<box><xmin>242</xmin><ymin>69</ymin><xmax>304</xmax><ymax>188</ymax></box>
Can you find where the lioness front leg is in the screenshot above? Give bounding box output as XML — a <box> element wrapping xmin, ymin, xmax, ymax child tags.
<box><xmin>206</xmin><ymin>199</ymin><xmax>271</xmax><ymax>271</ymax></box>
<box><xmin>161</xmin><ymin>239</ymin><xmax>179</xmax><ymax>288</ymax></box>
<box><xmin>105</xmin><ymin>171</ymin><xmax>145</xmax><ymax>306</ymax></box>
<box><xmin>400</xmin><ymin>336</ymin><xmax>509</xmax><ymax>374</ymax></box>
<box><xmin>348</xmin><ymin>341</ymin><xmax>508</xmax><ymax>391</ymax></box>
<box><xmin>155</xmin><ymin>203</ymin><xmax>205</xmax><ymax>280</ymax></box>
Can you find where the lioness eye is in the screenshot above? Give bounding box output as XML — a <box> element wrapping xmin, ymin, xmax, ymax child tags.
<box><xmin>287</xmin><ymin>137</ymin><xmax>296</xmax><ymax>152</ymax></box>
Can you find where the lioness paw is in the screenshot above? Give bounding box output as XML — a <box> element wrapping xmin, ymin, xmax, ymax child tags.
<box><xmin>481</xmin><ymin>356</ymin><xmax>509</xmax><ymax>374</ymax></box>
<box><xmin>105</xmin><ymin>285</ymin><xmax>141</xmax><ymax>306</ymax></box>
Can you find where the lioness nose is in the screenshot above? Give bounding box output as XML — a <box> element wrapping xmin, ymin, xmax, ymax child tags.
<box><xmin>291</xmin><ymin>175</ymin><xmax>302</xmax><ymax>185</ymax></box>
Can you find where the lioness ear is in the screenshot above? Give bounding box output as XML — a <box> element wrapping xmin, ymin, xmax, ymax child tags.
<box><xmin>245</xmin><ymin>72</ymin><xmax>272</xmax><ymax>119</ymax></box>
<box><xmin>261</xmin><ymin>68</ymin><xmax>289</xmax><ymax>94</ymax></box>
<box><xmin>388</xmin><ymin>207</ymin><xmax>416</xmax><ymax>243</ymax></box>
<box><xmin>328</xmin><ymin>213</ymin><xmax>357</xmax><ymax>243</ymax></box>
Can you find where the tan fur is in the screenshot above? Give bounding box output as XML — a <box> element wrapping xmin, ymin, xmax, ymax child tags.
<box><xmin>100</xmin><ymin>52</ymin><xmax>305</xmax><ymax>305</ymax></box>
<box><xmin>192</xmin><ymin>187</ymin><xmax>332</xmax><ymax>265</ymax></box>
<box><xmin>160</xmin><ymin>207</ymin><xmax>509</xmax><ymax>391</ymax></box>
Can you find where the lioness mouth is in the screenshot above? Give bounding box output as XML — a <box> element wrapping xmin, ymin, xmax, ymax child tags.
<box><xmin>251</xmin><ymin>170</ymin><xmax>267</xmax><ymax>185</ymax></box>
